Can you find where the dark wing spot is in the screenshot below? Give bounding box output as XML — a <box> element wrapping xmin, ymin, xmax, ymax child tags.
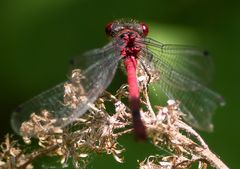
<box><xmin>203</xmin><ymin>50</ymin><xmax>209</xmax><ymax>56</ymax></box>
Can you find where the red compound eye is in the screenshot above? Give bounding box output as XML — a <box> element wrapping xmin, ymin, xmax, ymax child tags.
<box><xmin>105</xmin><ymin>22</ymin><xmax>113</xmax><ymax>36</ymax></box>
<box><xmin>141</xmin><ymin>23</ymin><xmax>149</xmax><ymax>37</ymax></box>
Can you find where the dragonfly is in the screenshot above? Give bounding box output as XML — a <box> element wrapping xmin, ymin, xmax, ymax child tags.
<box><xmin>11</xmin><ymin>19</ymin><xmax>225</xmax><ymax>139</ymax></box>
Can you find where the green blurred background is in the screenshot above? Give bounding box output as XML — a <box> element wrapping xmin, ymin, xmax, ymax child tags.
<box><xmin>0</xmin><ymin>0</ymin><xmax>239</xmax><ymax>168</ymax></box>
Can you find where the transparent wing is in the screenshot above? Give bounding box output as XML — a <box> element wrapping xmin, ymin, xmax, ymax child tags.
<box><xmin>138</xmin><ymin>38</ymin><xmax>214</xmax><ymax>85</ymax></box>
<box><xmin>64</xmin><ymin>45</ymin><xmax>121</xmax><ymax>125</ymax></box>
<box><xmin>11</xmin><ymin>42</ymin><xmax>121</xmax><ymax>133</ymax></box>
<box><xmin>71</xmin><ymin>42</ymin><xmax>117</xmax><ymax>70</ymax></box>
<box><xmin>11</xmin><ymin>82</ymin><xmax>66</xmax><ymax>133</ymax></box>
<box><xmin>138</xmin><ymin>38</ymin><xmax>225</xmax><ymax>131</ymax></box>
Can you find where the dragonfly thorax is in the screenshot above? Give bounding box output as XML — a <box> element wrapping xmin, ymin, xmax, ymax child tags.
<box><xmin>119</xmin><ymin>32</ymin><xmax>142</xmax><ymax>58</ymax></box>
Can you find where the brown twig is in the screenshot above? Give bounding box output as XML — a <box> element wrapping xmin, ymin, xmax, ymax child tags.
<box><xmin>0</xmin><ymin>69</ymin><xmax>229</xmax><ymax>169</ymax></box>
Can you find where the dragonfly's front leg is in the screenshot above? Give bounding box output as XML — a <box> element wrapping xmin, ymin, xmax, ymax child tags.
<box><xmin>138</xmin><ymin>57</ymin><xmax>157</xmax><ymax>95</ymax></box>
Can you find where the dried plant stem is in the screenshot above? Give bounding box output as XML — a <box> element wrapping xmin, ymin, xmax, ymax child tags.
<box><xmin>176</xmin><ymin>120</ymin><xmax>208</xmax><ymax>149</ymax></box>
<box><xmin>20</xmin><ymin>144</ymin><xmax>60</xmax><ymax>169</ymax></box>
<box><xmin>0</xmin><ymin>69</ymin><xmax>229</xmax><ymax>169</ymax></box>
<box><xmin>165</xmin><ymin>123</ymin><xmax>229</xmax><ymax>169</ymax></box>
<box><xmin>142</xmin><ymin>85</ymin><xmax>156</xmax><ymax>119</ymax></box>
<box><xmin>195</xmin><ymin>146</ymin><xmax>228</xmax><ymax>169</ymax></box>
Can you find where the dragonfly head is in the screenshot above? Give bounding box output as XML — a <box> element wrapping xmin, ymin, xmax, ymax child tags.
<box><xmin>105</xmin><ymin>19</ymin><xmax>149</xmax><ymax>38</ymax></box>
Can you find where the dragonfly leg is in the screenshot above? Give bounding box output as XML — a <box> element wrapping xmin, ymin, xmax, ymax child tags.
<box><xmin>140</xmin><ymin>60</ymin><xmax>152</xmax><ymax>87</ymax></box>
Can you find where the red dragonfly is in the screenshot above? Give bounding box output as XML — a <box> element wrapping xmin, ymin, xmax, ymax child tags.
<box><xmin>11</xmin><ymin>19</ymin><xmax>225</xmax><ymax>139</ymax></box>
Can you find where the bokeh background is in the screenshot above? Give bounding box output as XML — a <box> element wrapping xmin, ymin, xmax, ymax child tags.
<box><xmin>0</xmin><ymin>0</ymin><xmax>239</xmax><ymax>168</ymax></box>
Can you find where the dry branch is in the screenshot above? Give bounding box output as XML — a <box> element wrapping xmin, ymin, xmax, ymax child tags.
<box><xmin>0</xmin><ymin>69</ymin><xmax>229</xmax><ymax>169</ymax></box>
